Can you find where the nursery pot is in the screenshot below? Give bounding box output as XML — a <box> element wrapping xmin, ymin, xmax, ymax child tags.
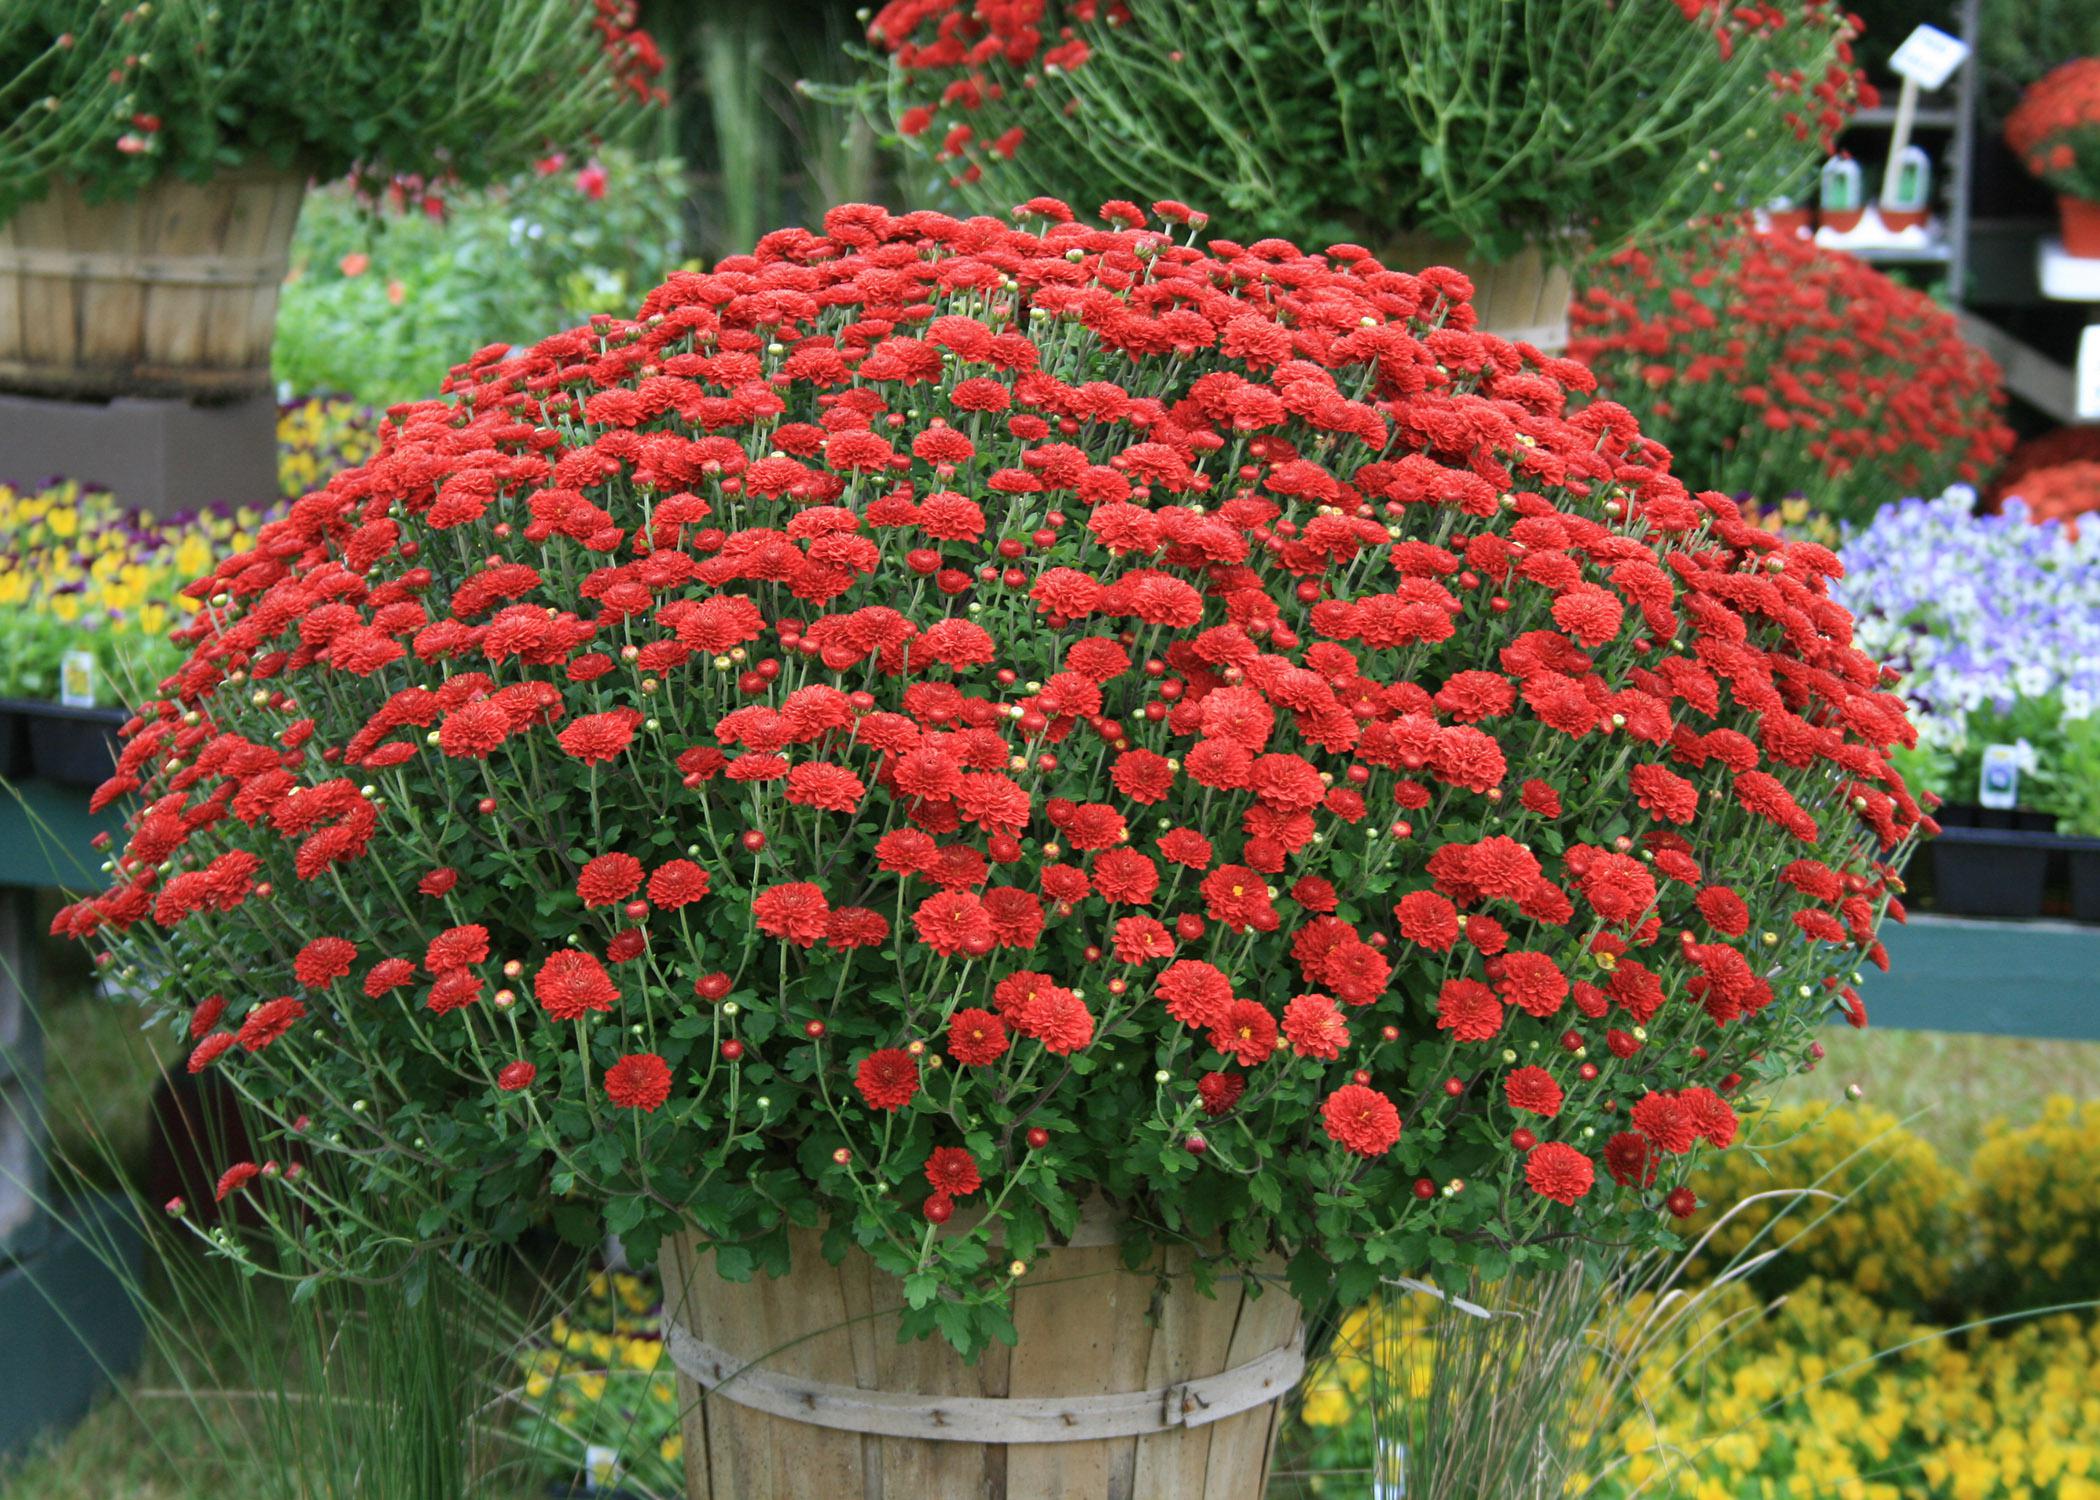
<box><xmin>1821</xmin><ymin>207</ymin><xmax>1865</xmax><ymax>234</ymax></box>
<box><xmin>1378</xmin><ymin>232</ymin><xmax>1573</xmax><ymax>351</ymax></box>
<box><xmin>0</xmin><ymin>703</ymin><xmax>27</xmax><ymax>782</ymax></box>
<box><xmin>20</xmin><ymin>702</ymin><xmax>127</xmax><ymax>788</ymax></box>
<box><xmin>1928</xmin><ymin>826</ymin><xmax>2052</xmax><ymax>919</ymax></box>
<box><xmin>0</xmin><ymin>170</ymin><xmax>305</xmax><ymax>398</ymax></box>
<box><xmin>2067</xmin><ymin>838</ymin><xmax>2100</xmax><ymax>924</ymax></box>
<box><xmin>1765</xmin><ymin>207</ymin><xmax>1814</xmax><ymax>238</ymax></box>
<box><xmin>2061</xmin><ymin>196</ymin><xmax>2100</xmax><ymax>260</ymax></box>
<box><xmin>662</xmin><ymin>1213</ymin><xmax>1303</xmax><ymax>1500</ymax></box>
<box><xmin>1880</xmin><ymin>207</ymin><xmax>1930</xmax><ymax>232</ymax></box>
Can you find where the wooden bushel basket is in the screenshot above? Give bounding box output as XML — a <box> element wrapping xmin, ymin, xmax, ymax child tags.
<box><xmin>0</xmin><ymin>171</ymin><xmax>305</xmax><ymax>399</ymax></box>
<box><xmin>1381</xmin><ymin>232</ymin><xmax>1575</xmax><ymax>352</ymax></box>
<box><xmin>663</xmin><ymin>1211</ymin><xmax>1305</xmax><ymax>1500</ymax></box>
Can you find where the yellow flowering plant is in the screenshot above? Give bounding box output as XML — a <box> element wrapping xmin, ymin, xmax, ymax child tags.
<box><xmin>1688</xmin><ymin>1101</ymin><xmax>1969</xmax><ymax>1311</ymax></box>
<box><xmin>276</xmin><ymin>394</ymin><xmax>382</xmax><ymax>503</ymax></box>
<box><xmin>513</xmin><ymin>1267</ymin><xmax>683</xmax><ymax>1497</ymax></box>
<box><xmin>0</xmin><ymin>479</ymin><xmax>271</xmax><ymax>705</ymax></box>
<box><xmin>1972</xmin><ymin>1098</ymin><xmax>2100</xmax><ymax>1312</ymax></box>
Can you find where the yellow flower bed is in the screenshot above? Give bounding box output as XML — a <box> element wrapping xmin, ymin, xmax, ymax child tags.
<box><xmin>276</xmin><ymin>394</ymin><xmax>380</xmax><ymax>501</ymax></box>
<box><xmin>0</xmin><ymin>479</ymin><xmax>269</xmax><ymax>704</ymax></box>
<box><xmin>1689</xmin><ymin>1102</ymin><xmax>1970</xmax><ymax>1310</ymax></box>
<box><xmin>1972</xmin><ymin>1098</ymin><xmax>2100</xmax><ymax>1308</ymax></box>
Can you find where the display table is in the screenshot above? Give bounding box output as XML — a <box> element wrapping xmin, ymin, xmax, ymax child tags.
<box><xmin>1858</xmin><ymin>912</ymin><xmax>2100</xmax><ymax>1040</ymax></box>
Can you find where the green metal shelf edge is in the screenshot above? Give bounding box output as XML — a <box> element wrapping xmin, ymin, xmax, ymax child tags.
<box><xmin>0</xmin><ymin>778</ymin><xmax>122</xmax><ymax>893</ymax></box>
<box><xmin>1856</xmin><ymin>913</ymin><xmax>2100</xmax><ymax>1041</ymax></box>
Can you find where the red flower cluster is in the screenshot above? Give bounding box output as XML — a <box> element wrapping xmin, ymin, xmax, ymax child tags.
<box><xmin>1572</xmin><ymin>228</ymin><xmax>2012</xmax><ymax>522</ymax></box>
<box><xmin>2006</xmin><ymin>58</ymin><xmax>2100</xmax><ymax>202</ymax></box>
<box><xmin>2002</xmin><ymin>461</ymin><xmax>2100</xmax><ymax>538</ymax></box>
<box><xmin>61</xmin><ymin>199</ymin><xmax>1925</xmax><ymax>1334</ymax></box>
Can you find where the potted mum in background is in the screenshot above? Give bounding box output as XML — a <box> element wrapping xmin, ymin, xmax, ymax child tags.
<box><xmin>835</xmin><ymin>0</ymin><xmax>1870</xmax><ymax>348</ymax></box>
<box><xmin>1572</xmin><ymin>227</ymin><xmax>2013</xmax><ymax>525</ymax></box>
<box><xmin>0</xmin><ymin>0</ymin><xmax>660</xmax><ymax>400</ymax></box>
<box><xmin>61</xmin><ymin>200</ymin><xmax>1927</xmax><ymax>1498</ymax></box>
<box><xmin>2006</xmin><ymin>57</ymin><xmax>2100</xmax><ymax>257</ymax></box>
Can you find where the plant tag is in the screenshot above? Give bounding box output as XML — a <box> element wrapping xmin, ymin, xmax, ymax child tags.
<box><xmin>1978</xmin><ymin>743</ymin><xmax>2020</xmax><ymax>810</ymax></box>
<box><xmin>2078</xmin><ymin>325</ymin><xmax>2100</xmax><ymax>422</ymax></box>
<box><xmin>1888</xmin><ymin>25</ymin><xmax>1968</xmax><ymax>90</ymax></box>
<box><xmin>60</xmin><ymin>650</ymin><xmax>98</xmax><ymax>708</ymax></box>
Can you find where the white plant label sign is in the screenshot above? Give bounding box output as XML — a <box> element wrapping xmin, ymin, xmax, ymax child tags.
<box><xmin>1978</xmin><ymin>743</ymin><xmax>2021</xmax><ymax>810</ymax></box>
<box><xmin>1888</xmin><ymin>25</ymin><xmax>1969</xmax><ymax>90</ymax></box>
<box><xmin>59</xmin><ymin>649</ymin><xmax>97</xmax><ymax>708</ymax></box>
<box><xmin>2077</xmin><ymin>325</ymin><xmax>2100</xmax><ymax>422</ymax></box>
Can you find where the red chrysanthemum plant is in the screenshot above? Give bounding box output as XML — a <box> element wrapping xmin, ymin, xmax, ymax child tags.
<box><xmin>1571</xmin><ymin>226</ymin><xmax>2012</xmax><ymax>523</ymax></box>
<box><xmin>2006</xmin><ymin>58</ymin><xmax>2100</xmax><ymax>253</ymax></box>
<box><xmin>60</xmin><ymin>200</ymin><xmax>1927</xmax><ymax>1354</ymax></box>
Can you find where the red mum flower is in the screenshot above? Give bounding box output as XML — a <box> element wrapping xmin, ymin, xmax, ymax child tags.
<box><xmin>1209</xmin><ymin>999</ymin><xmax>1279</xmax><ymax>1066</ymax></box>
<box><xmin>1632</xmin><ymin>1092</ymin><xmax>1699</xmax><ymax>1155</ymax></box>
<box><xmin>1281</xmin><ymin>992</ymin><xmax>1350</xmax><ymax>1060</ymax></box>
<box><xmin>787</xmin><ymin>762</ymin><xmax>866</xmax><ymax>813</ymax></box>
<box><xmin>188</xmin><ymin>994</ymin><xmax>226</xmax><ymax>1039</ymax></box>
<box><xmin>214</xmin><ymin>1162</ymin><xmax>262</xmax><ymax>1202</ymax></box>
<box><xmin>947</xmin><ymin>1007</ymin><xmax>1009</xmax><ymax>1065</ymax></box>
<box><xmin>497</xmin><ymin>1060</ymin><xmax>538</xmax><ymax>1092</ymax></box>
<box><xmin>1493</xmin><ymin>951</ymin><xmax>1568</xmax><ymax>1019</ymax></box>
<box><xmin>1579</xmin><ymin>851</ymin><xmax>1658</xmax><ymax>925</ymax></box>
<box><xmin>1396</xmin><ymin>889</ymin><xmax>1460</xmax><ymax>952</ymax></box>
<box><xmin>1022</xmin><ymin>989</ymin><xmax>1095</xmax><ymax>1054</ymax></box>
<box><xmin>417</xmin><ymin>866</ymin><xmax>459</xmax><ymax>897</ymax></box>
<box><xmin>1629</xmin><ymin>763</ymin><xmax>1699</xmax><ymax>825</ymax></box>
<box><xmin>1696</xmin><ymin>885</ymin><xmax>1751</xmax><ymax>936</ymax></box>
<box><xmin>236</xmin><ymin>996</ymin><xmax>306</xmax><ymax>1052</ymax></box>
<box><xmin>1200</xmin><ymin>864</ymin><xmax>1276</xmax><ymax>931</ymax></box>
<box><xmin>1503</xmin><ymin>1066</ymin><xmax>1565</xmax><ymax>1118</ymax></box>
<box><xmin>913</xmin><ymin>890</ymin><xmax>993</xmax><ymax>955</ymax></box>
<box><xmin>1524</xmin><ymin>1142</ymin><xmax>1594</xmax><ymax>1204</ymax></box>
<box><xmin>856</xmin><ymin>1048</ymin><xmax>919</xmax><ymax>1111</ymax></box>
<box><xmin>1321</xmin><ymin>1083</ymin><xmax>1402</xmax><ymax>1155</ymax></box>
<box><xmin>1111</xmin><ymin>914</ymin><xmax>1175</xmax><ymax>962</ymax></box>
<box><xmin>363</xmin><ymin>958</ymin><xmax>415</xmax><ymax>997</ymax></box>
<box><xmin>1157</xmin><ymin>959</ymin><xmax>1235</xmax><ymax>1029</ymax></box>
<box><xmin>188</xmin><ymin>1032</ymin><xmax>237</xmax><ymax>1074</ymax></box>
<box><xmin>1604</xmin><ymin>1131</ymin><xmax>1657</xmax><ymax>1187</ymax></box>
<box><xmin>1197</xmin><ymin>1071</ymin><xmax>1245</xmax><ymax>1117</ymax></box>
<box><xmin>605</xmin><ymin>1052</ymin><xmax>672</xmax><ymax>1111</ymax></box>
<box><xmin>534</xmin><ymin>948</ymin><xmax>620</xmax><ymax>1020</ymax></box>
<box><xmin>293</xmin><ymin>937</ymin><xmax>357</xmax><ymax>988</ymax></box>
<box><xmin>648</xmin><ymin>859</ymin><xmax>712</xmax><ymax>909</ymax></box>
<box><xmin>426</xmin><ymin>924</ymin><xmax>491</xmax><ymax>973</ymax></box>
<box><xmin>577</xmin><ymin>853</ymin><xmax>644</xmax><ymax>907</ymax></box>
<box><xmin>1436</xmin><ymin>978</ymin><xmax>1503</xmax><ymax>1042</ymax></box>
<box><xmin>557</xmin><ymin>710</ymin><xmax>641</xmax><ymax>764</ymax></box>
<box><xmin>925</xmin><ymin>1145</ymin><xmax>982</xmax><ymax>1197</ymax></box>
<box><xmin>754</xmin><ymin>883</ymin><xmax>833</xmax><ymax>947</ymax></box>
<box><xmin>427</xmin><ymin>969</ymin><xmax>483</xmax><ymax>1014</ymax></box>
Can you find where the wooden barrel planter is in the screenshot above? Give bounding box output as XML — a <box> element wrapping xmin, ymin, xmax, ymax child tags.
<box><xmin>0</xmin><ymin>171</ymin><xmax>305</xmax><ymax>399</ymax></box>
<box><xmin>1382</xmin><ymin>232</ymin><xmax>1575</xmax><ymax>352</ymax></box>
<box><xmin>662</xmin><ymin>1210</ymin><xmax>1304</xmax><ymax>1500</ymax></box>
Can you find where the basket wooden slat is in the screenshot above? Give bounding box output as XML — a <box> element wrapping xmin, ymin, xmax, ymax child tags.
<box><xmin>665</xmin><ymin>1224</ymin><xmax>1302</xmax><ymax>1500</ymax></box>
<box><xmin>0</xmin><ymin>171</ymin><xmax>305</xmax><ymax>398</ymax></box>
